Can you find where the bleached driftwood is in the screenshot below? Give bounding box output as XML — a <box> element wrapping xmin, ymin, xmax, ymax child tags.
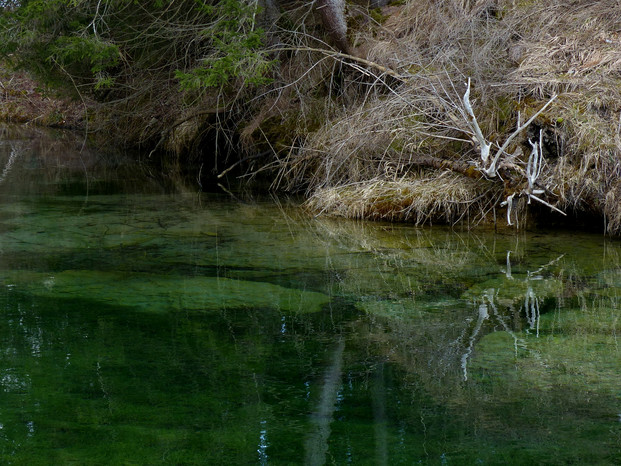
<box><xmin>461</xmin><ymin>79</ymin><xmax>565</xmax><ymax>226</ymax></box>
<box><xmin>524</xmin><ymin>130</ymin><xmax>567</xmax><ymax>216</ymax></box>
<box><xmin>461</xmin><ymin>78</ymin><xmax>557</xmax><ymax>178</ymax></box>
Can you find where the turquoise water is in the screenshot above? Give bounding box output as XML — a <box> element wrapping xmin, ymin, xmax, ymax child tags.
<box><xmin>0</xmin><ymin>125</ymin><xmax>619</xmax><ymax>464</ymax></box>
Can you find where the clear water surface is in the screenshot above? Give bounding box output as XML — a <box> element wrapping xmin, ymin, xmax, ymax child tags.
<box><xmin>0</xmin><ymin>124</ymin><xmax>619</xmax><ymax>464</ymax></box>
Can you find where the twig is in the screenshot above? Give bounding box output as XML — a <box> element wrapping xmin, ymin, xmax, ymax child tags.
<box><xmin>490</xmin><ymin>95</ymin><xmax>557</xmax><ymax>177</ymax></box>
<box><xmin>217</xmin><ymin>150</ymin><xmax>271</xmax><ymax>179</ymax></box>
<box><xmin>461</xmin><ymin>78</ymin><xmax>557</xmax><ymax>178</ymax></box>
<box><xmin>528</xmin><ymin>194</ymin><xmax>567</xmax><ymax>216</ymax></box>
<box><xmin>267</xmin><ymin>46</ymin><xmax>406</xmax><ymax>81</ymax></box>
<box><xmin>462</xmin><ymin>78</ymin><xmax>491</xmax><ymax>166</ymax></box>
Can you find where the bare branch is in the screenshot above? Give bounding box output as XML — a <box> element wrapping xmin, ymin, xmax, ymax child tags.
<box><xmin>489</xmin><ymin>95</ymin><xmax>557</xmax><ymax>177</ymax></box>
<box><xmin>268</xmin><ymin>46</ymin><xmax>406</xmax><ymax>81</ymax></box>
<box><xmin>461</xmin><ymin>78</ymin><xmax>492</xmax><ymax>166</ymax></box>
<box><xmin>461</xmin><ymin>79</ymin><xmax>557</xmax><ymax>178</ymax></box>
<box><xmin>528</xmin><ymin>194</ymin><xmax>567</xmax><ymax>216</ymax></box>
<box><xmin>500</xmin><ymin>193</ymin><xmax>516</xmax><ymax>226</ymax></box>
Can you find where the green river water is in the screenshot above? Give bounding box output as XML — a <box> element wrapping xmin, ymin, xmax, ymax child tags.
<box><xmin>0</xmin><ymin>124</ymin><xmax>619</xmax><ymax>464</ymax></box>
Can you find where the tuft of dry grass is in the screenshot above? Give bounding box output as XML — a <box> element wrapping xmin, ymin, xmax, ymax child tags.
<box><xmin>306</xmin><ymin>174</ymin><xmax>501</xmax><ymax>226</ymax></box>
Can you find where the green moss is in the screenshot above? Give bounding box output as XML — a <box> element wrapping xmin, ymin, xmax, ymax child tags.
<box><xmin>469</xmin><ymin>331</ymin><xmax>520</xmax><ymax>380</ymax></box>
<box><xmin>369</xmin><ymin>8</ymin><xmax>388</xmax><ymax>24</ymax></box>
<box><xmin>5</xmin><ymin>270</ymin><xmax>331</xmax><ymax>314</ymax></box>
<box><xmin>493</xmin><ymin>95</ymin><xmax>517</xmax><ymax>133</ymax></box>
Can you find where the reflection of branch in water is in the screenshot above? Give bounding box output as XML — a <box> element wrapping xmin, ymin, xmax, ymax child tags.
<box><xmin>0</xmin><ymin>144</ymin><xmax>21</xmax><ymax>185</ymax></box>
<box><xmin>371</xmin><ymin>363</ymin><xmax>388</xmax><ymax>466</ymax></box>
<box><xmin>304</xmin><ymin>338</ymin><xmax>345</xmax><ymax>466</ymax></box>
<box><xmin>524</xmin><ymin>286</ymin><xmax>540</xmax><ymax>337</ymax></box>
<box><xmin>502</xmin><ymin>250</ymin><xmax>513</xmax><ymax>279</ymax></box>
<box><xmin>523</xmin><ymin>254</ymin><xmax>564</xmax><ymax>336</ymax></box>
<box><xmin>487</xmin><ymin>301</ymin><xmax>526</xmax><ymax>357</ymax></box>
<box><xmin>461</xmin><ymin>292</ymin><xmax>491</xmax><ymax>381</ymax></box>
<box><xmin>461</xmin><ymin>286</ymin><xmax>533</xmax><ymax>381</ymax></box>
<box><xmin>503</xmin><ymin>252</ymin><xmax>566</xmax><ymax>338</ymax></box>
<box><xmin>527</xmin><ymin>254</ymin><xmax>565</xmax><ymax>280</ymax></box>
<box><xmin>459</xmin><ymin>250</ymin><xmax>566</xmax><ymax>380</ymax></box>
<box><xmin>257</xmin><ymin>419</ymin><xmax>269</xmax><ymax>465</ymax></box>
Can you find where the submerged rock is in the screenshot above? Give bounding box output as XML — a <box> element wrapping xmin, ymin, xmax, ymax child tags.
<box><xmin>6</xmin><ymin>270</ymin><xmax>331</xmax><ymax>314</ymax></box>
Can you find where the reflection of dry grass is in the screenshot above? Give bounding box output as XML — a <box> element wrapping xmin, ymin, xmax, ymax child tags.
<box><xmin>604</xmin><ymin>181</ymin><xmax>621</xmax><ymax>234</ymax></box>
<box><xmin>296</xmin><ymin>208</ymin><xmax>507</xmax><ymax>276</ymax></box>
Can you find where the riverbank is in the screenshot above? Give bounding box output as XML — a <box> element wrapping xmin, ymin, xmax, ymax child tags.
<box><xmin>1</xmin><ymin>1</ymin><xmax>621</xmax><ymax>236</ymax></box>
<box><xmin>275</xmin><ymin>0</ymin><xmax>621</xmax><ymax>236</ymax></box>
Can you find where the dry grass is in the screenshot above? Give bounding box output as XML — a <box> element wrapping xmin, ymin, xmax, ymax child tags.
<box><xmin>306</xmin><ymin>174</ymin><xmax>501</xmax><ymax>226</ymax></box>
<box><xmin>0</xmin><ymin>65</ymin><xmax>87</xmax><ymax>128</ymax></box>
<box><xmin>276</xmin><ymin>0</ymin><xmax>621</xmax><ymax>235</ymax></box>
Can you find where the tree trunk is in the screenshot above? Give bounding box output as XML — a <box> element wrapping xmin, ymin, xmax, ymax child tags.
<box><xmin>315</xmin><ymin>0</ymin><xmax>350</xmax><ymax>53</ymax></box>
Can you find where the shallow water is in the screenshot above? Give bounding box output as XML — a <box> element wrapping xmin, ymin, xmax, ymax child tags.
<box><xmin>0</xmin><ymin>125</ymin><xmax>619</xmax><ymax>464</ymax></box>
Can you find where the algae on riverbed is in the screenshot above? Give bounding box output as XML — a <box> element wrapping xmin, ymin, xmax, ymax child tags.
<box><xmin>4</xmin><ymin>270</ymin><xmax>330</xmax><ymax>314</ymax></box>
<box><xmin>0</xmin><ymin>124</ymin><xmax>619</xmax><ymax>464</ymax></box>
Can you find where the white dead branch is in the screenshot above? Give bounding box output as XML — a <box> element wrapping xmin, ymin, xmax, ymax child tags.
<box><xmin>461</xmin><ymin>78</ymin><xmax>492</xmax><ymax>170</ymax></box>
<box><xmin>461</xmin><ymin>79</ymin><xmax>565</xmax><ymax>226</ymax></box>
<box><xmin>500</xmin><ymin>193</ymin><xmax>516</xmax><ymax>226</ymax></box>
<box><xmin>461</xmin><ymin>78</ymin><xmax>557</xmax><ymax>178</ymax></box>
<box><xmin>524</xmin><ymin>130</ymin><xmax>567</xmax><ymax>217</ymax></box>
<box><xmin>526</xmin><ymin>130</ymin><xmax>544</xmax><ymax>197</ymax></box>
